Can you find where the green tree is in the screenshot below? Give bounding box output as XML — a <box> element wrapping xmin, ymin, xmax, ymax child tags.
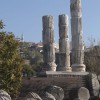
<box><xmin>23</xmin><ymin>64</ymin><xmax>36</xmax><ymax>77</ymax></box>
<box><xmin>0</xmin><ymin>20</ymin><xmax>4</xmax><ymax>29</ymax></box>
<box><xmin>0</xmin><ymin>20</ymin><xmax>24</xmax><ymax>97</ymax></box>
<box><xmin>20</xmin><ymin>41</ymin><xmax>43</xmax><ymax>73</ymax></box>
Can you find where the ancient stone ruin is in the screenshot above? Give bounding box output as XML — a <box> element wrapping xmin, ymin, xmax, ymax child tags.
<box><xmin>0</xmin><ymin>0</ymin><xmax>99</xmax><ymax>100</ymax></box>
<box><xmin>42</xmin><ymin>0</ymin><xmax>86</xmax><ymax>73</ymax></box>
<box><xmin>42</xmin><ymin>16</ymin><xmax>57</xmax><ymax>71</ymax></box>
<box><xmin>57</xmin><ymin>15</ymin><xmax>72</xmax><ymax>72</ymax></box>
<box><xmin>78</xmin><ymin>87</ymin><xmax>90</xmax><ymax>100</ymax></box>
<box><xmin>0</xmin><ymin>90</ymin><xmax>11</xmax><ymax>100</ymax></box>
<box><xmin>39</xmin><ymin>0</ymin><xmax>100</xmax><ymax>99</ymax></box>
<box><xmin>70</xmin><ymin>0</ymin><xmax>86</xmax><ymax>72</ymax></box>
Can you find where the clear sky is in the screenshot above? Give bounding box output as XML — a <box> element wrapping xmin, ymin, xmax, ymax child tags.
<box><xmin>0</xmin><ymin>0</ymin><xmax>100</xmax><ymax>46</ymax></box>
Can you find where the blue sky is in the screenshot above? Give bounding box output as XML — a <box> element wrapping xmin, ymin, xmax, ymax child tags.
<box><xmin>0</xmin><ymin>0</ymin><xmax>100</xmax><ymax>46</ymax></box>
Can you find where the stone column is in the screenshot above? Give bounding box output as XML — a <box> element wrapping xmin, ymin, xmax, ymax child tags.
<box><xmin>42</xmin><ymin>15</ymin><xmax>57</xmax><ymax>71</ymax></box>
<box><xmin>70</xmin><ymin>0</ymin><xmax>86</xmax><ymax>72</ymax></box>
<box><xmin>57</xmin><ymin>14</ymin><xmax>72</xmax><ymax>72</ymax></box>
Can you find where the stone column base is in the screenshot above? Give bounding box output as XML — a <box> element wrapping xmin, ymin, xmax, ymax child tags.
<box><xmin>63</xmin><ymin>67</ymin><xmax>72</xmax><ymax>72</ymax></box>
<box><xmin>57</xmin><ymin>66</ymin><xmax>72</xmax><ymax>72</ymax></box>
<box><xmin>47</xmin><ymin>62</ymin><xmax>57</xmax><ymax>71</ymax></box>
<box><xmin>72</xmin><ymin>64</ymin><xmax>86</xmax><ymax>72</ymax></box>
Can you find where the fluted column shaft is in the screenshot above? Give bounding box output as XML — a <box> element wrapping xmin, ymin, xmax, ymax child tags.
<box><xmin>42</xmin><ymin>16</ymin><xmax>57</xmax><ymax>71</ymax></box>
<box><xmin>70</xmin><ymin>0</ymin><xmax>86</xmax><ymax>72</ymax></box>
<box><xmin>57</xmin><ymin>14</ymin><xmax>72</xmax><ymax>72</ymax></box>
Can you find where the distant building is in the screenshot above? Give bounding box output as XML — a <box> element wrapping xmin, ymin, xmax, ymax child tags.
<box><xmin>15</xmin><ymin>37</ymin><xmax>23</xmax><ymax>42</ymax></box>
<box><xmin>29</xmin><ymin>41</ymin><xmax>59</xmax><ymax>53</ymax></box>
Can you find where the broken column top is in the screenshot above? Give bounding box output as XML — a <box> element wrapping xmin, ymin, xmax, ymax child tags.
<box><xmin>59</xmin><ymin>14</ymin><xmax>68</xmax><ymax>26</ymax></box>
<box><xmin>42</xmin><ymin>15</ymin><xmax>54</xmax><ymax>29</ymax></box>
<box><xmin>70</xmin><ymin>0</ymin><xmax>82</xmax><ymax>17</ymax></box>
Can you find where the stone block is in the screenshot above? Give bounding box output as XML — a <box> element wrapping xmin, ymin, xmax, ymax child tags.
<box><xmin>42</xmin><ymin>92</ymin><xmax>56</xmax><ymax>100</ymax></box>
<box><xmin>89</xmin><ymin>73</ymin><xmax>100</xmax><ymax>97</ymax></box>
<box><xmin>78</xmin><ymin>87</ymin><xmax>90</xmax><ymax>100</ymax></box>
<box><xmin>26</xmin><ymin>92</ymin><xmax>42</xmax><ymax>100</ymax></box>
<box><xmin>44</xmin><ymin>85</ymin><xmax>64</xmax><ymax>100</ymax></box>
<box><xmin>0</xmin><ymin>90</ymin><xmax>11</xmax><ymax>100</ymax></box>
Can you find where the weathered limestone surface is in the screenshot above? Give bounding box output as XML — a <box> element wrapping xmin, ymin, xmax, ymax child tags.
<box><xmin>42</xmin><ymin>16</ymin><xmax>57</xmax><ymax>71</ymax></box>
<box><xmin>42</xmin><ymin>92</ymin><xmax>56</xmax><ymax>100</ymax></box>
<box><xmin>89</xmin><ymin>73</ymin><xmax>100</xmax><ymax>97</ymax></box>
<box><xmin>0</xmin><ymin>90</ymin><xmax>11</xmax><ymax>100</ymax></box>
<box><xmin>70</xmin><ymin>0</ymin><xmax>86</xmax><ymax>72</ymax></box>
<box><xmin>78</xmin><ymin>87</ymin><xmax>90</xmax><ymax>100</ymax></box>
<box><xmin>44</xmin><ymin>85</ymin><xmax>64</xmax><ymax>100</ymax></box>
<box><xmin>57</xmin><ymin>14</ymin><xmax>72</xmax><ymax>72</ymax></box>
<box><xmin>25</xmin><ymin>92</ymin><xmax>42</xmax><ymax>100</ymax></box>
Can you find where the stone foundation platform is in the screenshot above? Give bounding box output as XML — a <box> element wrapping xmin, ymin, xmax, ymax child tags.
<box><xmin>39</xmin><ymin>71</ymin><xmax>89</xmax><ymax>77</ymax></box>
<box><xmin>21</xmin><ymin>72</ymin><xmax>99</xmax><ymax>100</ymax></box>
